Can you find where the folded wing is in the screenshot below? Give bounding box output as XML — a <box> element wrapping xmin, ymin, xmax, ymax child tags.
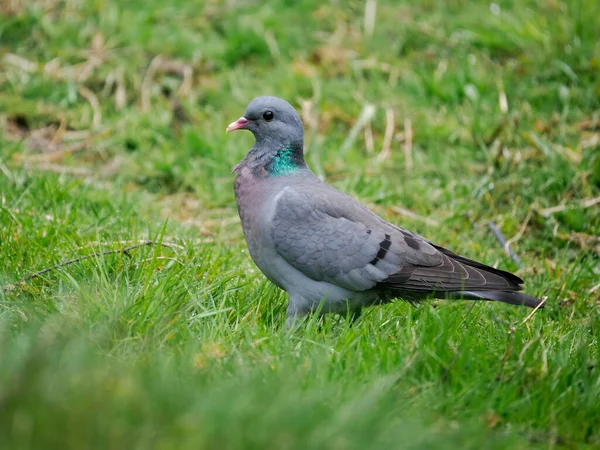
<box><xmin>270</xmin><ymin>182</ymin><xmax>542</xmax><ymax>308</ymax></box>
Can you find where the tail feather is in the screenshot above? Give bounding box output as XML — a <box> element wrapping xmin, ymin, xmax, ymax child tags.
<box><xmin>459</xmin><ymin>290</ymin><xmax>545</xmax><ymax>309</ymax></box>
<box><xmin>379</xmin><ymin>242</ymin><xmax>545</xmax><ymax>309</ymax></box>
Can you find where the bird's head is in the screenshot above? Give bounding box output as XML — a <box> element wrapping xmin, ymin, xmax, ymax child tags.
<box><xmin>226</xmin><ymin>96</ymin><xmax>304</xmax><ymax>149</ymax></box>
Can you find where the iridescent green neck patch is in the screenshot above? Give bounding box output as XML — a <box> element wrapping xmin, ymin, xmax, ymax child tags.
<box><xmin>268</xmin><ymin>147</ymin><xmax>302</xmax><ymax>177</ymax></box>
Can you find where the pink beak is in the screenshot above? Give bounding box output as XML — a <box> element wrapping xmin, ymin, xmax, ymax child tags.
<box><xmin>226</xmin><ymin>117</ymin><xmax>252</xmax><ymax>133</ymax></box>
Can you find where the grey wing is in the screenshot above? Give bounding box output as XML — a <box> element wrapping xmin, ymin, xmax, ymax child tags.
<box><xmin>271</xmin><ymin>184</ymin><xmax>525</xmax><ymax>297</ymax></box>
<box><xmin>270</xmin><ymin>186</ymin><xmax>443</xmax><ymax>292</ymax></box>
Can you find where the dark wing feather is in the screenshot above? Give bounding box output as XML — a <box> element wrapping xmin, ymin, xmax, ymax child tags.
<box><xmin>379</xmin><ymin>251</ymin><xmax>518</xmax><ymax>292</ymax></box>
<box><xmin>376</xmin><ymin>239</ymin><xmax>545</xmax><ymax>308</ymax></box>
<box><xmin>430</xmin><ymin>243</ymin><xmax>524</xmax><ymax>285</ymax></box>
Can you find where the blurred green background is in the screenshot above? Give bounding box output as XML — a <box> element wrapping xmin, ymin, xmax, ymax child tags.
<box><xmin>1</xmin><ymin>0</ymin><xmax>599</xmax><ymax>448</ymax></box>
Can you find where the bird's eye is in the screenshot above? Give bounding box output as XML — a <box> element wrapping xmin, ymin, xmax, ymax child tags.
<box><xmin>263</xmin><ymin>111</ymin><xmax>274</xmax><ymax>121</ymax></box>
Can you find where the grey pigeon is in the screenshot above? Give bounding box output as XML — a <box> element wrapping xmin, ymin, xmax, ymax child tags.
<box><xmin>227</xmin><ymin>96</ymin><xmax>545</xmax><ymax>327</ymax></box>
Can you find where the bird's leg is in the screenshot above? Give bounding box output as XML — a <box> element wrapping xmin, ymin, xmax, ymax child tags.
<box><xmin>339</xmin><ymin>307</ymin><xmax>362</xmax><ymax>325</ymax></box>
<box><xmin>349</xmin><ymin>307</ymin><xmax>362</xmax><ymax>325</ymax></box>
<box><xmin>285</xmin><ymin>300</ymin><xmax>310</xmax><ymax>330</ymax></box>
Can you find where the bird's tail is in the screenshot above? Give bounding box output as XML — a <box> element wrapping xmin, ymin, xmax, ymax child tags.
<box><xmin>459</xmin><ymin>290</ymin><xmax>545</xmax><ymax>309</ymax></box>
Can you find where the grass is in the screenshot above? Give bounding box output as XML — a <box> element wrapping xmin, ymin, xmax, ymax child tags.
<box><xmin>1</xmin><ymin>0</ymin><xmax>599</xmax><ymax>448</ymax></box>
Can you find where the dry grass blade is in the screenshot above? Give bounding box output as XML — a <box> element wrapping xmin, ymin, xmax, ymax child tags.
<box><xmin>364</xmin><ymin>0</ymin><xmax>377</xmax><ymax>38</ymax></box>
<box><xmin>498</xmin><ymin>89</ymin><xmax>508</xmax><ymax>114</ymax></box>
<box><xmin>403</xmin><ymin>117</ymin><xmax>413</xmax><ymax>169</ymax></box>
<box><xmin>115</xmin><ymin>68</ymin><xmax>127</xmax><ymax>111</ymax></box>
<box><xmin>264</xmin><ymin>30</ymin><xmax>281</xmax><ymax>60</ymax></box>
<box><xmin>521</xmin><ymin>298</ymin><xmax>548</xmax><ymax>326</ymax></box>
<box><xmin>12</xmin><ymin>130</ymin><xmax>105</xmax><ymax>163</ymax></box>
<box><xmin>70</xmin><ymin>240</ymin><xmax>185</xmax><ymax>252</ymax></box>
<box><xmin>9</xmin><ymin>241</ymin><xmax>183</xmax><ymax>288</ymax></box>
<box><xmin>340</xmin><ymin>103</ymin><xmax>376</xmax><ymax>155</ymax></box>
<box><xmin>553</xmin><ymin>231</ymin><xmax>600</xmax><ymax>256</ymax></box>
<box><xmin>21</xmin><ymin>162</ymin><xmax>94</xmax><ymax>176</ymax></box>
<box><xmin>364</xmin><ymin>122</ymin><xmax>374</xmax><ymax>154</ymax></box>
<box><xmin>503</xmin><ymin>212</ymin><xmax>532</xmax><ymax>260</ymax></box>
<box><xmin>141</xmin><ymin>56</ymin><xmax>164</xmax><ymax>112</ymax></box>
<box><xmin>377</xmin><ymin>107</ymin><xmax>395</xmax><ymax>161</ymax></box>
<box><xmin>391</xmin><ymin>206</ymin><xmax>439</xmax><ymax>227</ymax></box>
<box><xmin>553</xmin><ymin>144</ymin><xmax>581</xmax><ymax>163</ymax></box>
<box><xmin>3</xmin><ymin>53</ymin><xmax>37</xmax><ymax>72</ymax></box>
<box><xmin>298</xmin><ymin>98</ymin><xmax>319</xmax><ymax>153</ymax></box>
<box><xmin>141</xmin><ymin>56</ymin><xmax>194</xmax><ymax>111</ymax></box>
<box><xmin>78</xmin><ymin>86</ymin><xmax>102</xmax><ymax>129</ymax></box>
<box><xmin>539</xmin><ymin>195</ymin><xmax>600</xmax><ymax>217</ymax></box>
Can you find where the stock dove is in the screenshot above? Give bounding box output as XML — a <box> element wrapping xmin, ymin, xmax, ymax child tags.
<box><xmin>227</xmin><ymin>96</ymin><xmax>544</xmax><ymax>327</ymax></box>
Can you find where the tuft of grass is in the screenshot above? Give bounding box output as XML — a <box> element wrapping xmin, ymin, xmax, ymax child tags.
<box><xmin>1</xmin><ymin>0</ymin><xmax>599</xmax><ymax>448</ymax></box>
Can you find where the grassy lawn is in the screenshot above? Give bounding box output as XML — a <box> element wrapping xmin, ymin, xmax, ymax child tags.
<box><xmin>1</xmin><ymin>0</ymin><xmax>599</xmax><ymax>448</ymax></box>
